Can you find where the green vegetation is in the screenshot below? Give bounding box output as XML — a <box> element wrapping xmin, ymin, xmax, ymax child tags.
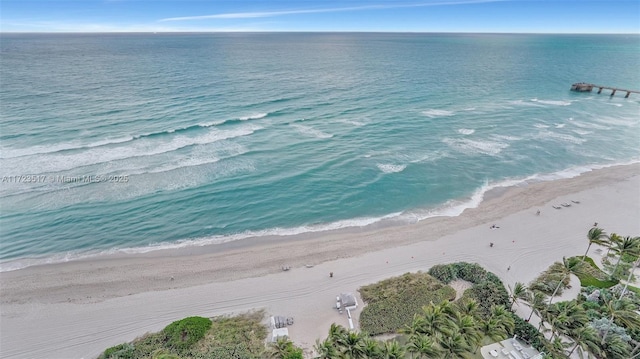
<box><xmin>98</xmin><ymin>227</ymin><xmax>639</xmax><ymax>359</ymax></box>
<box><xmin>264</xmin><ymin>338</ymin><xmax>304</xmax><ymax>359</ymax></box>
<box><xmin>428</xmin><ymin>262</ymin><xmax>494</xmax><ymax>285</ymax></box>
<box><xmin>529</xmin><ymin>258</ymin><xmax>575</xmax><ymax>296</ymax></box>
<box><xmin>163</xmin><ymin>316</ymin><xmax>212</xmax><ymax>351</ymax></box>
<box><xmin>569</xmin><ymin>256</ymin><xmax>618</xmax><ymax>288</ymax></box>
<box><xmin>321</xmin><ymin>263</ymin><xmax>520</xmax><ymax>358</ymax></box>
<box><xmin>359</xmin><ymin>271</ymin><xmax>456</xmax><ymax>335</ymax></box>
<box><xmin>99</xmin><ymin>311</ymin><xmax>270</xmax><ymax>359</ymax></box>
<box><xmin>519</xmin><ymin>227</ymin><xmax>640</xmax><ymax>359</ymax></box>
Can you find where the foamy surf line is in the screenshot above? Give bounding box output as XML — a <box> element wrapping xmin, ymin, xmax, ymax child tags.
<box><xmin>1</xmin><ymin>160</ymin><xmax>638</xmax><ymax>273</ymax></box>
<box><xmin>0</xmin><ymin>112</ymin><xmax>271</xmax><ymax>159</ymax></box>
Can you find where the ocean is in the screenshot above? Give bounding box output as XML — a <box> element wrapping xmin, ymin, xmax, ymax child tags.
<box><xmin>1</xmin><ymin>33</ymin><xmax>639</xmax><ymax>271</ymax></box>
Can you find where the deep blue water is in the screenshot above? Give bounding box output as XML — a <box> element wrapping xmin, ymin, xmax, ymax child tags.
<box><xmin>1</xmin><ymin>33</ymin><xmax>639</xmax><ymax>270</ymax></box>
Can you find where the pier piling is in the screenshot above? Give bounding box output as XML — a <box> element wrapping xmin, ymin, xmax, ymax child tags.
<box><xmin>571</xmin><ymin>83</ymin><xmax>639</xmax><ymax>98</ymax></box>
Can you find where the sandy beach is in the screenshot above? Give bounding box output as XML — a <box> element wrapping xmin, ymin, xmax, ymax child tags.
<box><xmin>1</xmin><ymin>163</ymin><xmax>639</xmax><ymax>359</ymax></box>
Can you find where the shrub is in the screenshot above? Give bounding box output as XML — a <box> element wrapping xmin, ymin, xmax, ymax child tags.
<box><xmin>101</xmin><ymin>343</ymin><xmax>135</xmax><ymax>359</ymax></box>
<box><xmin>512</xmin><ymin>314</ymin><xmax>545</xmax><ymax>352</ymax></box>
<box><xmin>529</xmin><ymin>262</ymin><xmax>571</xmax><ymax>296</ymax></box>
<box><xmin>465</xmin><ymin>280</ymin><xmax>510</xmax><ymax>318</ymax></box>
<box><xmin>162</xmin><ymin>316</ymin><xmax>212</xmax><ymax>352</ymax></box>
<box><xmin>427</xmin><ymin>264</ymin><xmax>457</xmax><ymax>283</ymax></box>
<box><xmin>359</xmin><ymin>272</ymin><xmax>456</xmax><ymax>335</ymax></box>
<box><xmin>454</xmin><ymin>262</ymin><xmax>488</xmax><ymax>283</ymax></box>
<box><xmin>152</xmin><ymin>351</ymin><xmax>180</xmax><ymax>359</ymax></box>
<box><xmin>186</xmin><ymin>311</ymin><xmax>266</xmax><ymax>359</ymax></box>
<box><xmin>264</xmin><ymin>338</ymin><xmax>303</xmax><ymax>359</ymax></box>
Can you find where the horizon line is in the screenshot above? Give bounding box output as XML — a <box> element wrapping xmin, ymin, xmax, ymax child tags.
<box><xmin>2</xmin><ymin>30</ymin><xmax>638</xmax><ymax>35</ymax></box>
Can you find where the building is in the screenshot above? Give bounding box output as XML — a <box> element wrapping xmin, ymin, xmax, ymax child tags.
<box><xmin>480</xmin><ymin>336</ymin><xmax>543</xmax><ymax>359</ymax></box>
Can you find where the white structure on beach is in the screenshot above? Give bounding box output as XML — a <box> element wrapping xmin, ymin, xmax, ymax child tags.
<box><xmin>480</xmin><ymin>336</ymin><xmax>543</xmax><ymax>359</ymax></box>
<box><xmin>335</xmin><ymin>293</ymin><xmax>358</xmax><ymax>313</ymax></box>
<box><xmin>270</xmin><ymin>315</ymin><xmax>293</xmax><ymax>342</ymax></box>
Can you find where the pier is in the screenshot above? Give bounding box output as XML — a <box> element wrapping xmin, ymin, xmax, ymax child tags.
<box><xmin>571</xmin><ymin>83</ymin><xmax>640</xmax><ymax>98</ymax></box>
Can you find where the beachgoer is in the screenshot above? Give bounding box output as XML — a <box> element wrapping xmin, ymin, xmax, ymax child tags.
<box><xmin>490</xmin><ymin>242</ymin><xmax>494</xmax><ymax>247</ymax></box>
<box><xmin>329</xmin><ymin>272</ymin><xmax>333</xmax><ymax>278</ymax></box>
<box><xmin>593</xmin><ymin>222</ymin><xmax>598</xmax><ymax>227</ymax></box>
<box><xmin>536</xmin><ymin>210</ymin><xmax>540</xmax><ymax>216</ymax></box>
<box><xmin>507</xmin><ymin>266</ymin><xmax>511</xmax><ymax>271</ymax></box>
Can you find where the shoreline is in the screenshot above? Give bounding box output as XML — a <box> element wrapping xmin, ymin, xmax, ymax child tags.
<box><xmin>1</xmin><ymin>163</ymin><xmax>638</xmax><ymax>305</ymax></box>
<box><xmin>1</xmin><ymin>160</ymin><xmax>637</xmax><ymax>273</ymax></box>
<box><xmin>1</xmin><ymin>163</ymin><xmax>639</xmax><ymax>358</ymax></box>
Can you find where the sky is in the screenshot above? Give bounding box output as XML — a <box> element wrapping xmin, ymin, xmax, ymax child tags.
<box><xmin>0</xmin><ymin>0</ymin><xmax>638</xmax><ymax>33</ymax></box>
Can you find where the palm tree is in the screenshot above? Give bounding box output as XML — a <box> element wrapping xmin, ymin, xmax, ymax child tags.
<box><xmin>610</xmin><ymin>236</ymin><xmax>640</xmax><ymax>279</ymax></box>
<box><xmin>543</xmin><ymin>336</ymin><xmax>572</xmax><ymax>358</ymax></box>
<box><xmin>480</xmin><ymin>305</ymin><xmax>514</xmax><ymax>341</ymax></box>
<box><xmin>406</xmin><ymin>334</ymin><xmax>440</xmax><ymax>359</ymax></box>
<box><xmin>327</xmin><ymin>323</ymin><xmax>348</xmax><ymax>342</ymax></box>
<box><xmin>361</xmin><ymin>337</ymin><xmax>382</xmax><ymax>359</ymax></box>
<box><xmin>265</xmin><ymin>337</ymin><xmax>298</xmax><ymax>359</ymax></box>
<box><xmin>439</xmin><ymin>329</ymin><xmax>472</xmax><ymax>359</ymax></box>
<box><xmin>600</xmin><ymin>297</ymin><xmax>640</xmax><ymax>345</ymax></box>
<box><xmin>314</xmin><ymin>338</ymin><xmax>338</xmax><ymax>359</ymax></box>
<box><xmin>582</xmin><ymin>227</ymin><xmax>608</xmax><ymax>261</ymax></box>
<box><xmin>606</xmin><ymin>233</ymin><xmax>623</xmax><ymax>257</ymax></box>
<box><xmin>508</xmin><ymin>282</ymin><xmax>527</xmax><ymax>310</ymax></box>
<box><xmin>455</xmin><ymin>298</ymin><xmax>480</xmax><ymax>320</ymax></box>
<box><xmin>546</xmin><ymin>300</ymin><xmax>589</xmax><ymax>341</ymax></box>
<box><xmin>548</xmin><ymin>256</ymin><xmax>581</xmax><ymax>305</ymax></box>
<box><xmin>567</xmin><ymin>325</ymin><xmax>601</xmax><ymax>358</ymax></box>
<box><xmin>524</xmin><ymin>290</ymin><xmax>547</xmax><ymax>322</ymax></box>
<box><xmin>453</xmin><ymin>313</ymin><xmax>483</xmax><ymax>352</ymax></box>
<box><xmin>415</xmin><ymin>302</ymin><xmax>455</xmax><ymax>337</ymax></box>
<box><xmin>338</xmin><ymin>331</ymin><xmax>367</xmax><ymax>359</ymax></box>
<box><xmin>620</xmin><ymin>258</ymin><xmax>640</xmax><ymax>300</ymax></box>
<box><xmin>600</xmin><ymin>333</ymin><xmax>631</xmax><ymax>359</ymax></box>
<box><xmin>380</xmin><ymin>340</ymin><xmax>406</xmax><ymax>359</ymax></box>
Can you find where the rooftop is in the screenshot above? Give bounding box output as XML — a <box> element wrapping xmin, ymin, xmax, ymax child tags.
<box><xmin>480</xmin><ymin>337</ymin><xmax>543</xmax><ymax>359</ymax></box>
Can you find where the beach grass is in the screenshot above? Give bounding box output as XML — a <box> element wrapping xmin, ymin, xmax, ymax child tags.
<box><xmin>100</xmin><ymin>311</ymin><xmax>267</xmax><ymax>359</ymax></box>
<box><xmin>570</xmin><ymin>256</ymin><xmax>619</xmax><ymax>288</ymax></box>
<box><xmin>358</xmin><ymin>271</ymin><xmax>456</xmax><ymax>335</ymax></box>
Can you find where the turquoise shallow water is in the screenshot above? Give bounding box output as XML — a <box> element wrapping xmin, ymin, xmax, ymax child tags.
<box><xmin>1</xmin><ymin>33</ymin><xmax>639</xmax><ymax>270</ymax></box>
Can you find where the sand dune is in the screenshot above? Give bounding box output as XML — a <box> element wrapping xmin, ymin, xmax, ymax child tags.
<box><xmin>1</xmin><ymin>163</ymin><xmax>639</xmax><ymax>358</ymax></box>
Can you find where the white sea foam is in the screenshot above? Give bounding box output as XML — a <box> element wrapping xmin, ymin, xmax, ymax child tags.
<box><xmin>458</xmin><ymin>128</ymin><xmax>475</xmax><ymax>135</ymax></box>
<box><xmin>534</xmin><ymin>124</ymin><xmax>549</xmax><ymax>129</ymax></box>
<box><xmin>338</xmin><ymin>119</ymin><xmax>366</xmax><ymax>127</ymax></box>
<box><xmin>491</xmin><ymin>134</ymin><xmax>522</xmax><ymax>141</ymax></box>
<box><xmin>1</xmin><ymin>112</ymin><xmax>270</xmax><ymax>160</ymax></box>
<box><xmin>572</xmin><ymin>129</ymin><xmax>592</xmax><ymax>135</ymax></box>
<box><xmin>0</xmin><ymin>212</ymin><xmax>402</xmax><ymax>272</ymax></box>
<box><xmin>409</xmin><ymin>150</ymin><xmax>449</xmax><ymax>164</ymax></box>
<box><xmin>531</xmin><ymin>98</ymin><xmax>572</xmax><ymax>106</ymax></box>
<box><xmin>568</xmin><ymin>119</ymin><xmax>611</xmax><ymax>130</ymax></box>
<box><xmin>291</xmin><ymin>124</ymin><xmax>333</xmax><ymax>139</ymax></box>
<box><xmin>555</xmin><ymin>124</ymin><xmax>566</xmax><ymax>128</ymax></box>
<box><xmin>0</xmin><ymin>125</ymin><xmax>262</xmax><ymax>175</ymax></box>
<box><xmin>442</xmin><ymin>138</ymin><xmax>509</xmax><ymax>156</ymax></box>
<box><xmin>239</xmin><ymin>112</ymin><xmax>268</xmax><ymax>121</ymax></box>
<box><xmin>421</xmin><ymin>109</ymin><xmax>455</xmax><ymax>118</ymax></box>
<box><xmin>592</xmin><ymin>116</ymin><xmax>637</xmax><ymax>127</ymax></box>
<box><xmin>4</xmin><ymin>159</ymin><xmax>640</xmax><ymax>273</ymax></box>
<box><xmin>537</xmin><ymin>130</ymin><xmax>586</xmax><ymax>145</ymax></box>
<box><xmin>0</xmin><ymin>136</ymin><xmax>135</xmax><ymax>159</ymax></box>
<box><xmin>376</xmin><ymin>163</ymin><xmax>407</xmax><ymax>173</ymax></box>
<box><xmin>510</xmin><ymin>99</ymin><xmax>544</xmax><ymax>107</ymax></box>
